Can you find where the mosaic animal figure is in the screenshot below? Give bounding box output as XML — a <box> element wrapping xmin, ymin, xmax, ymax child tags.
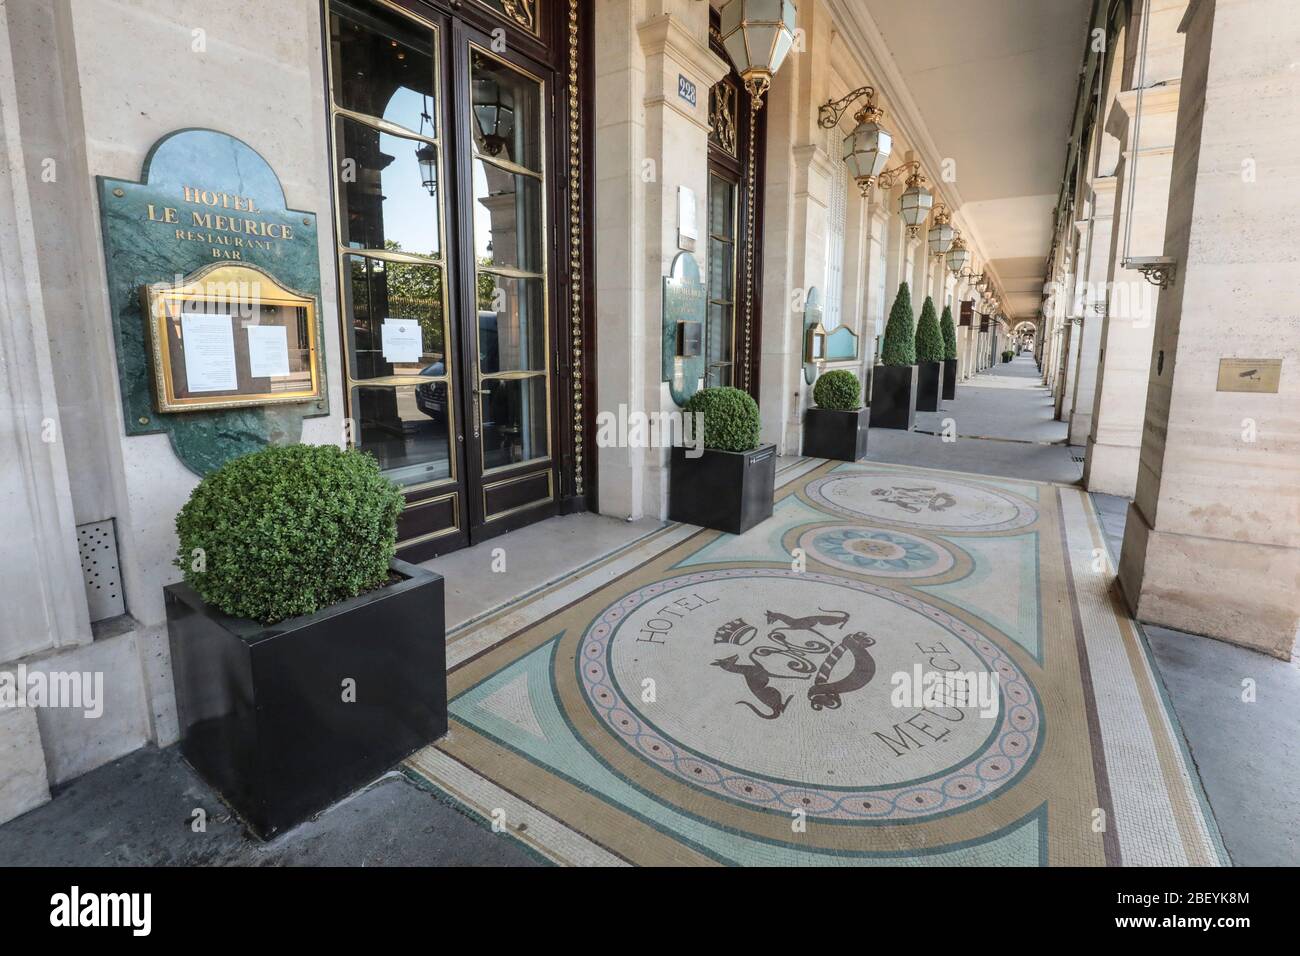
<box><xmin>808</xmin><ymin>632</ymin><xmax>877</xmax><ymax>711</ymax></box>
<box><xmin>712</xmin><ymin>654</ymin><xmax>793</xmax><ymax>720</ymax></box>
<box><xmin>765</xmin><ymin>608</ymin><xmax>849</xmax><ymax>631</ymax></box>
<box><xmin>871</xmin><ymin>485</ymin><xmax>957</xmax><ymax>513</ymax></box>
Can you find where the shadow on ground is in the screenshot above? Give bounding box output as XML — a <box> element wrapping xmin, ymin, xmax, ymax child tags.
<box><xmin>0</xmin><ymin>745</ymin><xmax>540</xmax><ymax>867</ymax></box>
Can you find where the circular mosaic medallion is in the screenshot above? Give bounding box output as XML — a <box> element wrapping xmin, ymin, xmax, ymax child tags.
<box><xmin>577</xmin><ymin>569</ymin><xmax>1040</xmax><ymax>822</ymax></box>
<box><xmin>805</xmin><ymin>471</ymin><xmax>1037</xmax><ymax>532</ymax></box>
<box><xmin>797</xmin><ymin>525</ymin><xmax>955</xmax><ymax>578</ymax></box>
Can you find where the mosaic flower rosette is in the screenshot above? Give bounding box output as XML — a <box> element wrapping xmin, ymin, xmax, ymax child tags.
<box><xmin>796</xmin><ymin>525</ymin><xmax>957</xmax><ymax>578</ymax></box>
<box><xmin>576</xmin><ymin>568</ymin><xmax>1042</xmax><ymax>823</ymax></box>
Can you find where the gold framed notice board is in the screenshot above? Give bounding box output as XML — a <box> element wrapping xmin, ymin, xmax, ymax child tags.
<box><xmin>143</xmin><ymin>263</ymin><xmax>322</xmax><ymax>412</ymax></box>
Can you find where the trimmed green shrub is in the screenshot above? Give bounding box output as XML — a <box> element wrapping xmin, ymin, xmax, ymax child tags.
<box><xmin>915</xmin><ymin>295</ymin><xmax>945</xmax><ymax>363</ymax></box>
<box><xmin>683</xmin><ymin>386</ymin><xmax>760</xmax><ymax>452</ymax></box>
<box><xmin>1002</xmin><ymin>350</ymin><xmax>1015</xmax><ymax>362</ymax></box>
<box><xmin>812</xmin><ymin>369</ymin><xmax>862</xmax><ymax>410</ymax></box>
<box><xmin>940</xmin><ymin>304</ymin><xmax>958</xmax><ymax>360</ymax></box>
<box><xmin>881</xmin><ymin>282</ymin><xmax>916</xmax><ymax>367</ymax></box>
<box><xmin>174</xmin><ymin>444</ymin><xmax>403</xmax><ymax>624</ymax></box>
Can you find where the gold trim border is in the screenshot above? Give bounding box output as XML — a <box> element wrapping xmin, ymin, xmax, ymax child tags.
<box><xmin>143</xmin><ymin>262</ymin><xmax>323</xmax><ymax>413</ymax></box>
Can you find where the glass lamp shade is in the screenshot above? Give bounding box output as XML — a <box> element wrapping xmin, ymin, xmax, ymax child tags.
<box><xmin>719</xmin><ymin>0</ymin><xmax>798</xmax><ymax>85</ymax></box>
<box><xmin>844</xmin><ymin>118</ymin><xmax>891</xmax><ymax>190</ymax></box>
<box><xmin>946</xmin><ymin>241</ymin><xmax>971</xmax><ymax>275</ymax></box>
<box><xmin>927</xmin><ymin>219</ymin><xmax>955</xmax><ymax>256</ymax></box>
<box><xmin>899</xmin><ymin>181</ymin><xmax>934</xmax><ymax>228</ymax></box>
<box><xmin>472</xmin><ymin>76</ymin><xmax>515</xmax><ymax>157</ymax></box>
<box><xmin>414</xmin><ymin>143</ymin><xmax>438</xmax><ymax>197</ymax></box>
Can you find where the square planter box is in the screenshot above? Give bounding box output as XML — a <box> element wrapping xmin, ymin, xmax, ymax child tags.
<box><xmin>870</xmin><ymin>364</ymin><xmax>917</xmax><ymax>430</ymax></box>
<box><xmin>916</xmin><ymin>360</ymin><xmax>943</xmax><ymax>412</ymax></box>
<box><xmin>943</xmin><ymin>358</ymin><xmax>958</xmax><ymax>401</ymax></box>
<box><xmin>802</xmin><ymin>406</ymin><xmax>869</xmax><ymax>461</ymax></box>
<box><xmin>166</xmin><ymin>559</ymin><xmax>446</xmax><ymax>839</ymax></box>
<box><xmin>669</xmin><ymin>444</ymin><xmax>776</xmax><ymax>535</ymax></box>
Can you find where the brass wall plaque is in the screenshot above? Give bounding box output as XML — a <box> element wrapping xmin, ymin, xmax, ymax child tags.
<box><xmin>143</xmin><ymin>262</ymin><xmax>322</xmax><ymax>412</ymax></box>
<box><xmin>1216</xmin><ymin>358</ymin><xmax>1282</xmax><ymax>394</ymax></box>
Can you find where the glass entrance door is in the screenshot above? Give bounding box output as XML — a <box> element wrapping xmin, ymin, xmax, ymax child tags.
<box><xmin>326</xmin><ymin>0</ymin><xmax>559</xmax><ymax>559</ymax></box>
<box><xmin>455</xmin><ymin>35</ymin><xmax>555</xmax><ymax>534</ymax></box>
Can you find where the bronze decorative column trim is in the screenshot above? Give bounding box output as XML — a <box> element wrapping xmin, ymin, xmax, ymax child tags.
<box><xmin>567</xmin><ymin>0</ymin><xmax>585</xmax><ymax>496</ymax></box>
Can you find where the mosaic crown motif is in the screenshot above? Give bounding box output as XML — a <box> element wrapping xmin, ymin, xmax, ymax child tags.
<box><xmin>714</xmin><ymin>618</ymin><xmax>757</xmax><ymax>646</ymax></box>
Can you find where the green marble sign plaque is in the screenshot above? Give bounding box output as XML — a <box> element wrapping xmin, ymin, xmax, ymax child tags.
<box><xmin>661</xmin><ymin>252</ymin><xmax>707</xmax><ymax>406</ymax></box>
<box><xmin>97</xmin><ymin>128</ymin><xmax>326</xmax><ymax>476</ymax></box>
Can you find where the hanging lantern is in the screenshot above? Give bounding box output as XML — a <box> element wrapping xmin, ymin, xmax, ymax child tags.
<box><xmin>899</xmin><ymin>170</ymin><xmax>933</xmax><ymax>239</ymax></box>
<box><xmin>927</xmin><ymin>205</ymin><xmax>955</xmax><ymax>257</ymax></box>
<box><xmin>414</xmin><ymin>143</ymin><xmax>438</xmax><ymax>198</ymax></box>
<box><xmin>945</xmin><ymin>236</ymin><xmax>971</xmax><ymax>275</ymax></box>
<box><xmin>843</xmin><ymin>103</ymin><xmax>891</xmax><ymax>196</ymax></box>
<box><xmin>471</xmin><ymin>63</ymin><xmax>515</xmax><ymax>157</ymax></box>
<box><xmin>718</xmin><ymin>0</ymin><xmax>799</xmax><ymax>103</ymax></box>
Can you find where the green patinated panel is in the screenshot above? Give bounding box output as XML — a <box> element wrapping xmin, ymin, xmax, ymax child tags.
<box><xmin>97</xmin><ymin>128</ymin><xmax>327</xmax><ymax>476</ymax></box>
<box><xmin>825</xmin><ymin>324</ymin><xmax>860</xmax><ymax>361</ymax></box>
<box><xmin>660</xmin><ymin>252</ymin><xmax>707</xmax><ymax>406</ymax></box>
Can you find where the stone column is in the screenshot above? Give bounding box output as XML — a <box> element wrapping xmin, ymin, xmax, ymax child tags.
<box><xmin>595</xmin><ymin>2</ymin><xmax>726</xmax><ymax>518</ymax></box>
<box><xmin>1083</xmin><ymin>81</ymin><xmax>1180</xmax><ymax>496</ymax></box>
<box><xmin>0</xmin><ymin>0</ymin><xmax>79</xmax><ymax>823</ymax></box>
<box><xmin>1117</xmin><ymin>0</ymin><xmax>1300</xmax><ymax>659</ymax></box>
<box><xmin>757</xmin><ymin>0</ymin><xmax>833</xmax><ymax>455</ymax></box>
<box><xmin>1068</xmin><ymin>177</ymin><xmax>1118</xmax><ymax>445</ymax></box>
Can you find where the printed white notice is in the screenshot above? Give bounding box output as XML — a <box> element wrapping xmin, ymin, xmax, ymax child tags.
<box><xmin>246</xmin><ymin>324</ymin><xmax>290</xmax><ymax>378</ymax></box>
<box><xmin>381</xmin><ymin>318</ymin><xmax>422</xmax><ymax>364</ymax></box>
<box><xmin>181</xmin><ymin>312</ymin><xmax>238</xmax><ymax>392</ymax></box>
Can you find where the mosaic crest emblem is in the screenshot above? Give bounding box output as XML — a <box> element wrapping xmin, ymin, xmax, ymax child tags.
<box><xmin>577</xmin><ymin>568</ymin><xmax>1041</xmax><ymax>822</ymax></box>
<box><xmin>805</xmin><ymin>470</ymin><xmax>1037</xmax><ymax>532</ymax></box>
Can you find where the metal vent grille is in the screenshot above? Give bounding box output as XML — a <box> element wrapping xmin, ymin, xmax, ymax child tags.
<box><xmin>77</xmin><ymin>519</ymin><xmax>125</xmax><ymax>622</ymax></box>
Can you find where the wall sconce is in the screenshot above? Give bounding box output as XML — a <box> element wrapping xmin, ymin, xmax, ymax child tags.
<box><xmin>819</xmin><ymin>86</ymin><xmax>892</xmax><ymax>196</ymax></box>
<box><xmin>878</xmin><ymin>161</ymin><xmax>932</xmax><ymax>238</ymax></box>
<box><xmin>945</xmin><ymin>235</ymin><xmax>971</xmax><ymax>275</ymax></box>
<box><xmin>927</xmin><ymin>203</ymin><xmax>955</xmax><ymax>257</ymax></box>
<box><xmin>718</xmin><ymin>0</ymin><xmax>798</xmax><ymax>106</ymax></box>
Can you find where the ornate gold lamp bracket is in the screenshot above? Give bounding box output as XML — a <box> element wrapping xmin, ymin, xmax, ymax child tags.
<box><xmin>818</xmin><ymin>85</ymin><xmax>878</xmax><ymax>129</ymax></box>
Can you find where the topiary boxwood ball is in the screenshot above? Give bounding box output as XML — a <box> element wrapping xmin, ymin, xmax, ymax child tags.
<box><xmin>813</xmin><ymin>369</ymin><xmax>862</xmax><ymax>411</ymax></box>
<box><xmin>174</xmin><ymin>444</ymin><xmax>404</xmax><ymax>624</ymax></box>
<box><xmin>682</xmin><ymin>386</ymin><xmax>761</xmax><ymax>453</ymax></box>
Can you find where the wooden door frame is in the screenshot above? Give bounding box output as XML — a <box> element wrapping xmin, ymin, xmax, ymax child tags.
<box><xmin>323</xmin><ymin>0</ymin><xmax>597</xmax><ymax>562</ymax></box>
<box><xmin>708</xmin><ymin>11</ymin><xmax>766</xmax><ymax>401</ymax></box>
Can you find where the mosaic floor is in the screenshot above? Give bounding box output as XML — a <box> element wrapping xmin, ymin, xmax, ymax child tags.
<box><xmin>406</xmin><ymin>459</ymin><xmax>1227</xmax><ymax>866</ymax></box>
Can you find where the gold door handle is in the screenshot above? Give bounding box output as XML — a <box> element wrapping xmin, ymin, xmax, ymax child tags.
<box><xmin>472</xmin><ymin>385</ymin><xmax>492</xmax><ymax>439</ymax></box>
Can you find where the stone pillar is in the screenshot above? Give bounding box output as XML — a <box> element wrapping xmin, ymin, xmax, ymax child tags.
<box><xmin>0</xmin><ymin>0</ymin><xmax>79</xmax><ymax>823</ymax></box>
<box><xmin>1083</xmin><ymin>81</ymin><xmax>1180</xmax><ymax>496</ymax></box>
<box><xmin>1117</xmin><ymin>0</ymin><xmax>1300</xmax><ymax>660</ymax></box>
<box><xmin>1084</xmin><ymin>0</ymin><xmax>1189</xmax><ymax>495</ymax></box>
<box><xmin>595</xmin><ymin>2</ymin><xmax>726</xmax><ymax>518</ymax></box>
<box><xmin>757</xmin><ymin>0</ymin><xmax>833</xmax><ymax>455</ymax></box>
<box><xmin>1068</xmin><ymin>177</ymin><xmax>1118</xmax><ymax>445</ymax></box>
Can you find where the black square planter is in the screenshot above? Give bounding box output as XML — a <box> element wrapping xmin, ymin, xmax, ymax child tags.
<box><xmin>943</xmin><ymin>358</ymin><xmax>958</xmax><ymax>401</ymax></box>
<box><xmin>669</xmin><ymin>444</ymin><xmax>776</xmax><ymax>535</ymax></box>
<box><xmin>802</xmin><ymin>406</ymin><xmax>869</xmax><ymax>461</ymax></box>
<box><xmin>870</xmin><ymin>364</ymin><xmax>917</xmax><ymax>430</ymax></box>
<box><xmin>916</xmin><ymin>361</ymin><xmax>943</xmax><ymax>412</ymax></box>
<box><xmin>166</xmin><ymin>559</ymin><xmax>446</xmax><ymax>839</ymax></box>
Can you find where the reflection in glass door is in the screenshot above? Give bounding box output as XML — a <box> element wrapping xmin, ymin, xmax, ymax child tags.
<box><xmin>456</xmin><ymin>36</ymin><xmax>556</xmax><ymax>535</ymax></box>
<box><xmin>326</xmin><ymin>0</ymin><xmax>561</xmax><ymax>557</ymax></box>
<box><xmin>327</xmin><ymin>0</ymin><xmax>463</xmax><ymax>556</ymax></box>
<box><xmin>467</xmin><ymin>48</ymin><xmax>550</xmax><ymax>476</ymax></box>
